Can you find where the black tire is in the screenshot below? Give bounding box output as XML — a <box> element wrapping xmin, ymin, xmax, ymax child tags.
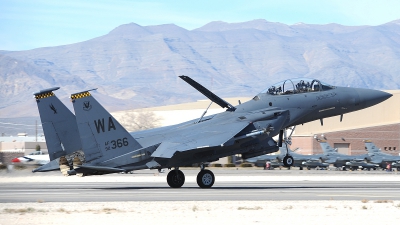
<box><xmin>197</xmin><ymin>170</ymin><xmax>215</xmax><ymax>188</ymax></box>
<box><xmin>167</xmin><ymin>170</ymin><xmax>185</xmax><ymax>188</ymax></box>
<box><xmin>283</xmin><ymin>155</ymin><xmax>294</xmax><ymax>167</ymax></box>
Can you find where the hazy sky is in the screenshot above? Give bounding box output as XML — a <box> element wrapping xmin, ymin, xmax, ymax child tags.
<box><xmin>1</xmin><ymin>0</ymin><xmax>399</xmax><ymax>51</ymax></box>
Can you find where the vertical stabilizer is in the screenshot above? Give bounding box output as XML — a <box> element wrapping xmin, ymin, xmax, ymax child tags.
<box><xmin>364</xmin><ymin>140</ymin><xmax>380</xmax><ymax>153</ymax></box>
<box><xmin>319</xmin><ymin>141</ymin><xmax>336</xmax><ymax>154</ymax></box>
<box><xmin>70</xmin><ymin>90</ymin><xmax>143</xmax><ymax>163</ymax></box>
<box><xmin>34</xmin><ymin>88</ymin><xmax>82</xmax><ymax>161</ymax></box>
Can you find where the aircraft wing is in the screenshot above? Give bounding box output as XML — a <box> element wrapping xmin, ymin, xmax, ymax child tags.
<box><xmin>370</xmin><ymin>158</ymin><xmax>383</xmax><ymax>164</ymax></box>
<box><xmin>305</xmin><ymin>158</ymin><xmax>321</xmax><ymax>162</ymax></box>
<box><xmin>151</xmin><ymin>119</ymin><xmax>250</xmax><ymax>158</ymax></box>
<box><xmin>324</xmin><ymin>158</ymin><xmax>337</xmax><ymax>164</ymax></box>
<box><xmin>246</xmin><ymin>154</ymin><xmax>279</xmax><ymax>163</ymax></box>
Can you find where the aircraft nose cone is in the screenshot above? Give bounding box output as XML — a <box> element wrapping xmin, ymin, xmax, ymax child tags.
<box><xmin>357</xmin><ymin>89</ymin><xmax>392</xmax><ymax>108</ymax></box>
<box><xmin>11</xmin><ymin>158</ymin><xmax>20</xmax><ymax>163</ymax></box>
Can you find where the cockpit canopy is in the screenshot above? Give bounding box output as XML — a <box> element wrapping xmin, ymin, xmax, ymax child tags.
<box><xmin>259</xmin><ymin>78</ymin><xmax>335</xmax><ymax>96</ymax></box>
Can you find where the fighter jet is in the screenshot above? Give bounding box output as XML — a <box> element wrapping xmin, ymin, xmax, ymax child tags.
<box><xmin>246</xmin><ymin>143</ymin><xmax>329</xmax><ymax>170</ymax></box>
<box><xmin>34</xmin><ymin>76</ymin><xmax>391</xmax><ymax>188</ymax></box>
<box><xmin>11</xmin><ymin>151</ymin><xmax>50</xmax><ymax>165</ymax></box>
<box><xmin>319</xmin><ymin>141</ymin><xmax>378</xmax><ymax>170</ymax></box>
<box><xmin>364</xmin><ymin>140</ymin><xmax>400</xmax><ymax>170</ymax></box>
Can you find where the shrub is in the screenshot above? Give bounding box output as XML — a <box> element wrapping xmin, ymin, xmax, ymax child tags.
<box><xmin>14</xmin><ymin>165</ymin><xmax>27</xmax><ymax>170</ymax></box>
<box><xmin>210</xmin><ymin>163</ymin><xmax>222</xmax><ymax>167</ymax></box>
<box><xmin>224</xmin><ymin>163</ymin><xmax>236</xmax><ymax>167</ymax></box>
<box><xmin>239</xmin><ymin>163</ymin><xmax>253</xmax><ymax>167</ymax></box>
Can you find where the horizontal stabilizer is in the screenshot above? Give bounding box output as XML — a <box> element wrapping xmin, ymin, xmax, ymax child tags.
<box><xmin>32</xmin><ymin>158</ymin><xmax>60</xmax><ymax>172</ymax></box>
<box><xmin>179</xmin><ymin>75</ymin><xmax>235</xmax><ymax>111</ymax></box>
<box><xmin>73</xmin><ymin>165</ymin><xmax>125</xmax><ymax>173</ymax></box>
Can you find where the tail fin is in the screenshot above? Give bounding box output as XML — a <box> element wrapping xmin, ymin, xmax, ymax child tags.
<box><xmin>319</xmin><ymin>140</ymin><xmax>336</xmax><ymax>153</ymax></box>
<box><xmin>364</xmin><ymin>140</ymin><xmax>380</xmax><ymax>153</ymax></box>
<box><xmin>70</xmin><ymin>90</ymin><xmax>143</xmax><ymax>164</ymax></box>
<box><xmin>34</xmin><ymin>87</ymin><xmax>82</xmax><ymax>161</ymax></box>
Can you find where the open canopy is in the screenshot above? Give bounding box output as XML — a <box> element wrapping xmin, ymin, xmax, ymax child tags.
<box><xmin>259</xmin><ymin>78</ymin><xmax>335</xmax><ymax>96</ymax></box>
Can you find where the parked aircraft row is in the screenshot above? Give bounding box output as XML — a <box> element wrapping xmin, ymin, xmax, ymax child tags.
<box><xmin>30</xmin><ymin>76</ymin><xmax>391</xmax><ymax>188</ymax></box>
<box><xmin>247</xmin><ymin>140</ymin><xmax>400</xmax><ymax>171</ymax></box>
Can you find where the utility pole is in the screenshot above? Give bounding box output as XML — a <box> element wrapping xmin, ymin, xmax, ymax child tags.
<box><xmin>35</xmin><ymin>120</ymin><xmax>37</xmax><ymax>142</ymax></box>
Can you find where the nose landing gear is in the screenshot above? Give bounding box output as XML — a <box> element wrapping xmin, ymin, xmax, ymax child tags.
<box><xmin>283</xmin><ymin>155</ymin><xmax>294</xmax><ymax>167</ymax></box>
<box><xmin>280</xmin><ymin>127</ymin><xmax>295</xmax><ymax>167</ymax></box>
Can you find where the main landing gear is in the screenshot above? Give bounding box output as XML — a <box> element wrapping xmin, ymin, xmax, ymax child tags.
<box><xmin>197</xmin><ymin>165</ymin><xmax>215</xmax><ymax>188</ymax></box>
<box><xmin>166</xmin><ymin>169</ymin><xmax>185</xmax><ymax>188</ymax></box>
<box><xmin>166</xmin><ymin>165</ymin><xmax>215</xmax><ymax>188</ymax></box>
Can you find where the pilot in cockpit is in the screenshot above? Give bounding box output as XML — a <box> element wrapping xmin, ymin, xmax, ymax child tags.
<box><xmin>295</xmin><ymin>80</ymin><xmax>311</xmax><ymax>93</ymax></box>
<box><xmin>260</xmin><ymin>78</ymin><xmax>335</xmax><ymax>98</ymax></box>
<box><xmin>268</xmin><ymin>86</ymin><xmax>282</xmax><ymax>95</ymax></box>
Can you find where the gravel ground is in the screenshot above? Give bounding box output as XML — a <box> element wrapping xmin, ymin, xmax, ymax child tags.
<box><xmin>1</xmin><ymin>200</ymin><xmax>400</xmax><ymax>225</ymax></box>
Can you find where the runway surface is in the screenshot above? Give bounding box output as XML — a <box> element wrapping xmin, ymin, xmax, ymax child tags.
<box><xmin>1</xmin><ymin>168</ymin><xmax>400</xmax><ymax>203</ymax></box>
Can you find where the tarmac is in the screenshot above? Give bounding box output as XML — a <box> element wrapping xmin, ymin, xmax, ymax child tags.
<box><xmin>1</xmin><ymin>167</ymin><xmax>400</xmax><ymax>202</ymax></box>
<box><xmin>0</xmin><ymin>167</ymin><xmax>399</xmax><ymax>224</ymax></box>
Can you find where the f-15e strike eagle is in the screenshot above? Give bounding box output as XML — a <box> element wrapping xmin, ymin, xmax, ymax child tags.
<box><xmin>33</xmin><ymin>76</ymin><xmax>391</xmax><ymax>188</ymax></box>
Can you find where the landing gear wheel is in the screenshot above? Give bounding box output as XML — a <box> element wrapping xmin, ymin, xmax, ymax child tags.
<box><xmin>197</xmin><ymin>169</ymin><xmax>215</xmax><ymax>188</ymax></box>
<box><xmin>167</xmin><ymin>170</ymin><xmax>185</xmax><ymax>188</ymax></box>
<box><xmin>283</xmin><ymin>155</ymin><xmax>294</xmax><ymax>167</ymax></box>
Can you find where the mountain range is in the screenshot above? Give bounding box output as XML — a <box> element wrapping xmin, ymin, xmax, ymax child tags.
<box><xmin>1</xmin><ymin>19</ymin><xmax>400</xmax><ymax>118</ymax></box>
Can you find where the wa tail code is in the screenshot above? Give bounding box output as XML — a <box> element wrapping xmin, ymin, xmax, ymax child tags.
<box><xmin>94</xmin><ymin>117</ymin><xmax>116</xmax><ymax>133</ymax></box>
